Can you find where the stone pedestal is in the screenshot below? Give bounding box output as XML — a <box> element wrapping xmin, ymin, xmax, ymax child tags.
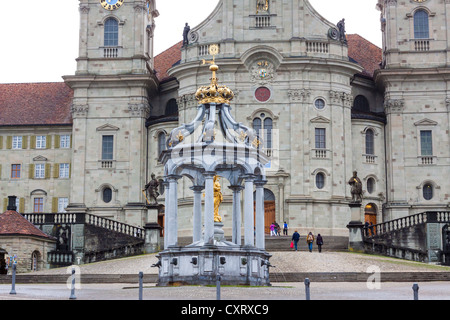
<box><xmin>144</xmin><ymin>222</ymin><xmax>162</xmax><ymax>254</ymax></box>
<box><xmin>347</xmin><ymin>203</ymin><xmax>365</xmax><ymax>252</ymax></box>
<box><xmin>144</xmin><ymin>204</ymin><xmax>163</xmax><ymax>253</ymax></box>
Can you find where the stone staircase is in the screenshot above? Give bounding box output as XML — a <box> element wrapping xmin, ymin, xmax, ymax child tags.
<box><xmin>175</xmin><ymin>235</ymin><xmax>349</xmax><ymax>252</ymax></box>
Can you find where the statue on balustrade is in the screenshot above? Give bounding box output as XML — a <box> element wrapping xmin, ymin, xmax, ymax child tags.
<box><xmin>348</xmin><ymin>171</ymin><xmax>363</xmax><ymax>203</ymax></box>
<box><xmin>144</xmin><ymin>173</ymin><xmax>160</xmax><ymax>205</ymax></box>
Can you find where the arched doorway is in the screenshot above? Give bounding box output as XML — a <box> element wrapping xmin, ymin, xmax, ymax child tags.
<box><xmin>254</xmin><ymin>188</ymin><xmax>276</xmax><ymax>234</ymax></box>
<box><xmin>364</xmin><ymin>203</ymin><xmax>377</xmax><ymax>235</ymax></box>
<box><xmin>31</xmin><ymin>251</ymin><xmax>41</xmax><ymax>272</ymax></box>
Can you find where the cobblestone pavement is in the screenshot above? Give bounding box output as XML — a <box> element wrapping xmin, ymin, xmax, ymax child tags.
<box><xmin>31</xmin><ymin>251</ymin><xmax>450</xmax><ymax>275</ymax></box>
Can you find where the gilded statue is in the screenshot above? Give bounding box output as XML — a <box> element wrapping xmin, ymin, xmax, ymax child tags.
<box><xmin>213</xmin><ymin>176</ymin><xmax>223</xmax><ymax>222</ymax></box>
<box><xmin>256</xmin><ymin>0</ymin><xmax>269</xmax><ymax>14</ymax></box>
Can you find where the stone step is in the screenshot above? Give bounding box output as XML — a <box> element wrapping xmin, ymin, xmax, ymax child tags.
<box><xmin>1</xmin><ymin>272</ymin><xmax>449</xmax><ymax>284</ymax></box>
<box><xmin>174</xmin><ymin>235</ymin><xmax>349</xmax><ymax>252</ymax></box>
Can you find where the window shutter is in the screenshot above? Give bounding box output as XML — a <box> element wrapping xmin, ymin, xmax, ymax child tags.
<box><xmin>6</xmin><ymin>136</ymin><xmax>12</xmax><ymax>149</ymax></box>
<box><xmin>70</xmin><ymin>135</ymin><xmax>73</xmax><ymax>148</ymax></box>
<box><xmin>0</xmin><ymin>136</ymin><xmax>3</xmax><ymax>149</ymax></box>
<box><xmin>52</xmin><ymin>198</ymin><xmax>58</xmax><ymax>213</ymax></box>
<box><xmin>0</xmin><ymin>164</ymin><xmax>2</xmax><ymax>179</ymax></box>
<box><xmin>45</xmin><ymin>164</ymin><xmax>51</xmax><ymax>179</ymax></box>
<box><xmin>29</xmin><ymin>164</ymin><xmax>35</xmax><ymax>179</ymax></box>
<box><xmin>54</xmin><ymin>135</ymin><xmax>60</xmax><ymax>149</ymax></box>
<box><xmin>2</xmin><ymin>198</ymin><xmax>7</xmax><ymax>212</ymax></box>
<box><xmin>46</xmin><ymin>135</ymin><xmax>52</xmax><ymax>149</ymax></box>
<box><xmin>69</xmin><ymin>163</ymin><xmax>72</xmax><ymax>178</ymax></box>
<box><xmin>30</xmin><ymin>136</ymin><xmax>36</xmax><ymax>149</ymax></box>
<box><xmin>19</xmin><ymin>198</ymin><xmax>25</xmax><ymax>213</ymax></box>
<box><xmin>22</xmin><ymin>136</ymin><xmax>28</xmax><ymax>149</ymax></box>
<box><xmin>53</xmin><ymin>163</ymin><xmax>60</xmax><ymax>178</ymax></box>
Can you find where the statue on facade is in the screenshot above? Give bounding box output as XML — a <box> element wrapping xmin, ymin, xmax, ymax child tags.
<box><xmin>213</xmin><ymin>176</ymin><xmax>223</xmax><ymax>222</ymax></box>
<box><xmin>144</xmin><ymin>173</ymin><xmax>160</xmax><ymax>205</ymax></box>
<box><xmin>337</xmin><ymin>18</ymin><xmax>347</xmax><ymax>43</ymax></box>
<box><xmin>256</xmin><ymin>0</ymin><xmax>269</xmax><ymax>14</ymax></box>
<box><xmin>182</xmin><ymin>23</ymin><xmax>190</xmax><ymax>47</ymax></box>
<box><xmin>348</xmin><ymin>171</ymin><xmax>363</xmax><ymax>203</ymax></box>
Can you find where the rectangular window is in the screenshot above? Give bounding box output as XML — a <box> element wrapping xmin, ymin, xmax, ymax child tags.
<box><xmin>11</xmin><ymin>164</ymin><xmax>21</xmax><ymax>179</ymax></box>
<box><xmin>35</xmin><ymin>164</ymin><xmax>45</xmax><ymax>179</ymax></box>
<box><xmin>33</xmin><ymin>198</ymin><xmax>44</xmax><ymax>213</ymax></box>
<box><xmin>102</xmin><ymin>135</ymin><xmax>114</xmax><ymax>160</ymax></box>
<box><xmin>12</xmin><ymin>136</ymin><xmax>22</xmax><ymax>149</ymax></box>
<box><xmin>58</xmin><ymin>198</ymin><xmax>69</xmax><ymax>213</ymax></box>
<box><xmin>60</xmin><ymin>135</ymin><xmax>71</xmax><ymax>148</ymax></box>
<box><xmin>59</xmin><ymin>163</ymin><xmax>70</xmax><ymax>178</ymax></box>
<box><xmin>420</xmin><ymin>130</ymin><xmax>433</xmax><ymax>156</ymax></box>
<box><xmin>36</xmin><ymin>136</ymin><xmax>46</xmax><ymax>149</ymax></box>
<box><xmin>315</xmin><ymin>128</ymin><xmax>326</xmax><ymax>149</ymax></box>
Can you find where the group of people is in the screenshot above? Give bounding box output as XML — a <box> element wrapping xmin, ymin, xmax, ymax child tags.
<box><xmin>291</xmin><ymin>231</ymin><xmax>324</xmax><ymax>253</ymax></box>
<box><xmin>269</xmin><ymin>221</ymin><xmax>289</xmax><ymax>236</ymax></box>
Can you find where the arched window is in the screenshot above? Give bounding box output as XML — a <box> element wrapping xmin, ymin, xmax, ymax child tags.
<box><xmin>353</xmin><ymin>95</ymin><xmax>370</xmax><ymax>113</ymax></box>
<box><xmin>253</xmin><ymin>115</ymin><xmax>273</xmax><ymax>149</ymax></box>
<box><xmin>365</xmin><ymin>129</ymin><xmax>375</xmax><ymax>155</ymax></box>
<box><xmin>158</xmin><ymin>132</ymin><xmax>166</xmax><ymax>156</ymax></box>
<box><xmin>316</xmin><ymin>172</ymin><xmax>325</xmax><ymax>189</ymax></box>
<box><xmin>414</xmin><ymin>10</ymin><xmax>429</xmax><ymax>39</ymax></box>
<box><xmin>367</xmin><ymin>178</ymin><xmax>375</xmax><ymax>194</ymax></box>
<box><xmin>103</xmin><ymin>187</ymin><xmax>113</xmax><ymax>203</ymax></box>
<box><xmin>104</xmin><ymin>18</ymin><xmax>119</xmax><ymax>47</ymax></box>
<box><xmin>165</xmin><ymin>99</ymin><xmax>178</xmax><ymax>116</ymax></box>
<box><xmin>263</xmin><ymin>118</ymin><xmax>273</xmax><ymax>149</ymax></box>
<box><xmin>423</xmin><ymin>183</ymin><xmax>433</xmax><ymax>200</ymax></box>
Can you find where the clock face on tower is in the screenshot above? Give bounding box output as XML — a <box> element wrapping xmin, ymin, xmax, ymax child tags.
<box><xmin>100</xmin><ymin>0</ymin><xmax>124</xmax><ymax>11</ymax></box>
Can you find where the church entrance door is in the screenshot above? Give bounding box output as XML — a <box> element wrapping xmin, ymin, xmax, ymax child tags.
<box><xmin>254</xmin><ymin>189</ymin><xmax>276</xmax><ymax>234</ymax></box>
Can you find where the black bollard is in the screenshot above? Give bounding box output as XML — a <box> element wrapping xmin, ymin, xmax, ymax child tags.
<box><xmin>139</xmin><ymin>272</ymin><xmax>144</xmax><ymax>300</ymax></box>
<box><xmin>10</xmin><ymin>263</ymin><xmax>16</xmax><ymax>295</ymax></box>
<box><xmin>412</xmin><ymin>283</ymin><xmax>419</xmax><ymax>300</ymax></box>
<box><xmin>216</xmin><ymin>275</ymin><xmax>221</xmax><ymax>301</ymax></box>
<box><xmin>69</xmin><ymin>268</ymin><xmax>77</xmax><ymax>300</ymax></box>
<box><xmin>304</xmin><ymin>278</ymin><xmax>311</xmax><ymax>300</ymax></box>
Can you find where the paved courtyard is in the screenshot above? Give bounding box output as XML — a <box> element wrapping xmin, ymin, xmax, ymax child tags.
<box><xmin>1</xmin><ymin>251</ymin><xmax>450</xmax><ymax>301</ymax></box>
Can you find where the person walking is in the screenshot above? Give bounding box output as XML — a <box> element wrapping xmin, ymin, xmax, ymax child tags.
<box><xmin>292</xmin><ymin>230</ymin><xmax>300</xmax><ymax>251</ymax></box>
<box><xmin>306</xmin><ymin>232</ymin><xmax>314</xmax><ymax>252</ymax></box>
<box><xmin>283</xmin><ymin>221</ymin><xmax>288</xmax><ymax>236</ymax></box>
<box><xmin>270</xmin><ymin>223</ymin><xmax>275</xmax><ymax>236</ymax></box>
<box><xmin>316</xmin><ymin>234</ymin><xmax>323</xmax><ymax>253</ymax></box>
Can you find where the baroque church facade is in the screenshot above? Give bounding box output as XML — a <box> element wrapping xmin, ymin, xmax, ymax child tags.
<box><xmin>0</xmin><ymin>0</ymin><xmax>449</xmax><ymax>239</ymax></box>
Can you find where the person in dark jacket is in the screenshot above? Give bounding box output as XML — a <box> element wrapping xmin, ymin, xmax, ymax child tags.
<box><xmin>292</xmin><ymin>230</ymin><xmax>300</xmax><ymax>251</ymax></box>
<box><xmin>316</xmin><ymin>234</ymin><xmax>324</xmax><ymax>253</ymax></box>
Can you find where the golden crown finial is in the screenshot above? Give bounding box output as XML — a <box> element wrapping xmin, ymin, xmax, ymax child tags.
<box><xmin>195</xmin><ymin>44</ymin><xmax>234</xmax><ymax>105</ymax></box>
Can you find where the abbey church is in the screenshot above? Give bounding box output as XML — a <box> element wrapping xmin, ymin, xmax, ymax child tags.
<box><xmin>1</xmin><ymin>0</ymin><xmax>449</xmax><ymax>243</ymax></box>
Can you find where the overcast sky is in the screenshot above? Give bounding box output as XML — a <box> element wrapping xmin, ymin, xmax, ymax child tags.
<box><xmin>0</xmin><ymin>0</ymin><xmax>381</xmax><ymax>84</ymax></box>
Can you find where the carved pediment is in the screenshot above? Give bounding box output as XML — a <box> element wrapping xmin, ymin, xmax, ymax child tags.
<box><xmin>414</xmin><ymin>119</ymin><xmax>438</xmax><ymax>127</ymax></box>
<box><xmin>33</xmin><ymin>155</ymin><xmax>48</xmax><ymax>162</ymax></box>
<box><xmin>96</xmin><ymin>124</ymin><xmax>120</xmax><ymax>132</ymax></box>
<box><xmin>310</xmin><ymin>116</ymin><xmax>330</xmax><ymax>124</ymax></box>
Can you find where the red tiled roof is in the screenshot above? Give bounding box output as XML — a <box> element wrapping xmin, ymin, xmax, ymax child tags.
<box><xmin>0</xmin><ymin>210</ymin><xmax>55</xmax><ymax>240</ymax></box>
<box><xmin>0</xmin><ymin>82</ymin><xmax>73</xmax><ymax>127</ymax></box>
<box><xmin>347</xmin><ymin>34</ymin><xmax>382</xmax><ymax>77</ymax></box>
<box><xmin>154</xmin><ymin>41</ymin><xmax>183</xmax><ymax>81</ymax></box>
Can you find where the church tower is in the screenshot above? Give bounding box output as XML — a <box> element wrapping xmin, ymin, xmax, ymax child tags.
<box><xmin>375</xmin><ymin>0</ymin><xmax>450</xmax><ymax>219</ymax></box>
<box><xmin>63</xmin><ymin>0</ymin><xmax>159</xmax><ymax>226</ymax></box>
